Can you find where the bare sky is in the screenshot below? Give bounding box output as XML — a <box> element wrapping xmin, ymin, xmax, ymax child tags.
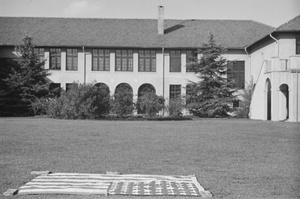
<box><xmin>0</xmin><ymin>0</ymin><xmax>299</xmax><ymax>27</ymax></box>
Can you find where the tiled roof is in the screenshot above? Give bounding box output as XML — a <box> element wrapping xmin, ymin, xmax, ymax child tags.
<box><xmin>0</xmin><ymin>17</ymin><xmax>274</xmax><ymax>49</ymax></box>
<box><xmin>275</xmin><ymin>15</ymin><xmax>300</xmax><ymax>32</ymax></box>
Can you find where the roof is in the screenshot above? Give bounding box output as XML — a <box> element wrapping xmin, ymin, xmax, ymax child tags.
<box><xmin>275</xmin><ymin>15</ymin><xmax>300</xmax><ymax>32</ymax></box>
<box><xmin>0</xmin><ymin>17</ymin><xmax>274</xmax><ymax>49</ymax></box>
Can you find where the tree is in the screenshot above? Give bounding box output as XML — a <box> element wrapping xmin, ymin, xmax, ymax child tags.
<box><xmin>2</xmin><ymin>36</ymin><xmax>50</xmax><ymax>116</ymax></box>
<box><xmin>187</xmin><ymin>34</ymin><xmax>237</xmax><ymax>117</ymax></box>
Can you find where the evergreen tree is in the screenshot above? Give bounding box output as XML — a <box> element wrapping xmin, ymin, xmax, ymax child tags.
<box><xmin>2</xmin><ymin>36</ymin><xmax>50</xmax><ymax>115</ymax></box>
<box><xmin>187</xmin><ymin>34</ymin><xmax>237</xmax><ymax>117</ymax></box>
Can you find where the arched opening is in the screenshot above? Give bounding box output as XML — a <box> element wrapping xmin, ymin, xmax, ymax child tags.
<box><xmin>115</xmin><ymin>83</ymin><xmax>133</xmax><ymax>95</ymax></box>
<box><xmin>137</xmin><ymin>84</ymin><xmax>156</xmax><ymax>114</ymax></box>
<box><xmin>114</xmin><ymin>83</ymin><xmax>134</xmax><ymax>116</ymax></box>
<box><xmin>95</xmin><ymin>83</ymin><xmax>110</xmax><ymax>93</ymax></box>
<box><xmin>265</xmin><ymin>79</ymin><xmax>271</xmax><ymax>120</ymax></box>
<box><xmin>279</xmin><ymin>84</ymin><xmax>289</xmax><ymax>120</ymax></box>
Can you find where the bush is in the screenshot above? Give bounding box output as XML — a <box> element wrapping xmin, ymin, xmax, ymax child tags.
<box><xmin>167</xmin><ymin>98</ymin><xmax>184</xmax><ymax>117</ymax></box>
<box><xmin>111</xmin><ymin>86</ymin><xmax>134</xmax><ymax>117</ymax></box>
<box><xmin>138</xmin><ymin>93</ymin><xmax>165</xmax><ymax>117</ymax></box>
<box><xmin>46</xmin><ymin>83</ymin><xmax>110</xmax><ymax>119</ymax></box>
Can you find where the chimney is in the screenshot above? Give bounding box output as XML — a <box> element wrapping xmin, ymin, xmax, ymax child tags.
<box><xmin>158</xmin><ymin>6</ymin><xmax>164</xmax><ymax>35</ymax></box>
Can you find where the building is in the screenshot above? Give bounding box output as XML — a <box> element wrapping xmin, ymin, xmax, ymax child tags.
<box><xmin>0</xmin><ymin>7</ymin><xmax>299</xmax><ymax>121</ymax></box>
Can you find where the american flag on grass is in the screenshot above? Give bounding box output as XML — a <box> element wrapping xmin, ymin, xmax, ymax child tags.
<box><xmin>14</xmin><ymin>172</ymin><xmax>211</xmax><ymax>197</ymax></box>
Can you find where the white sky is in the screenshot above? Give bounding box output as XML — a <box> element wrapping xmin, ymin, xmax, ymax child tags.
<box><xmin>0</xmin><ymin>0</ymin><xmax>299</xmax><ymax>27</ymax></box>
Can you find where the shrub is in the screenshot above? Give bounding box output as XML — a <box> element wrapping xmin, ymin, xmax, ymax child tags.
<box><xmin>138</xmin><ymin>93</ymin><xmax>165</xmax><ymax>117</ymax></box>
<box><xmin>111</xmin><ymin>86</ymin><xmax>134</xmax><ymax>117</ymax></box>
<box><xmin>167</xmin><ymin>97</ymin><xmax>184</xmax><ymax>117</ymax></box>
<box><xmin>46</xmin><ymin>83</ymin><xmax>110</xmax><ymax>119</ymax></box>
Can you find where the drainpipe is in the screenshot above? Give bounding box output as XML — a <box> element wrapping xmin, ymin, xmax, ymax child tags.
<box><xmin>162</xmin><ymin>47</ymin><xmax>165</xmax><ymax>115</ymax></box>
<box><xmin>82</xmin><ymin>46</ymin><xmax>86</xmax><ymax>85</ymax></box>
<box><xmin>269</xmin><ymin>33</ymin><xmax>279</xmax><ymax>57</ymax></box>
<box><xmin>297</xmin><ymin>71</ymin><xmax>299</xmax><ymax>122</ymax></box>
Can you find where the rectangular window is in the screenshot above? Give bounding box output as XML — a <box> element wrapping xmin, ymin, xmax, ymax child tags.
<box><xmin>233</xmin><ymin>99</ymin><xmax>239</xmax><ymax>108</ymax></box>
<box><xmin>49</xmin><ymin>83</ymin><xmax>61</xmax><ymax>97</ymax></box>
<box><xmin>296</xmin><ymin>34</ymin><xmax>300</xmax><ymax>54</ymax></box>
<box><xmin>170</xmin><ymin>85</ymin><xmax>181</xmax><ymax>100</ymax></box>
<box><xmin>66</xmin><ymin>49</ymin><xmax>78</xmax><ymax>71</ymax></box>
<box><xmin>115</xmin><ymin>49</ymin><xmax>133</xmax><ymax>71</ymax></box>
<box><xmin>66</xmin><ymin>83</ymin><xmax>78</xmax><ymax>92</ymax></box>
<box><xmin>186</xmin><ymin>84</ymin><xmax>195</xmax><ymax>105</ymax></box>
<box><xmin>92</xmin><ymin>49</ymin><xmax>110</xmax><ymax>71</ymax></box>
<box><xmin>186</xmin><ymin>50</ymin><xmax>197</xmax><ymax>72</ymax></box>
<box><xmin>34</xmin><ymin>48</ymin><xmax>44</xmax><ymax>63</ymax></box>
<box><xmin>170</xmin><ymin>50</ymin><xmax>181</xmax><ymax>72</ymax></box>
<box><xmin>139</xmin><ymin>50</ymin><xmax>156</xmax><ymax>72</ymax></box>
<box><xmin>227</xmin><ymin>61</ymin><xmax>245</xmax><ymax>89</ymax></box>
<box><xmin>50</xmin><ymin>48</ymin><xmax>61</xmax><ymax>70</ymax></box>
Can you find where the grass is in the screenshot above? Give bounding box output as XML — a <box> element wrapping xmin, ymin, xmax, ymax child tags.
<box><xmin>0</xmin><ymin>117</ymin><xmax>299</xmax><ymax>199</ymax></box>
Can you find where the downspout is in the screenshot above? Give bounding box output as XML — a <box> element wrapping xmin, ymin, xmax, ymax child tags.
<box><xmin>82</xmin><ymin>46</ymin><xmax>86</xmax><ymax>85</ymax></box>
<box><xmin>297</xmin><ymin>71</ymin><xmax>299</xmax><ymax>122</ymax></box>
<box><xmin>162</xmin><ymin>47</ymin><xmax>165</xmax><ymax>115</ymax></box>
<box><xmin>269</xmin><ymin>33</ymin><xmax>279</xmax><ymax>57</ymax></box>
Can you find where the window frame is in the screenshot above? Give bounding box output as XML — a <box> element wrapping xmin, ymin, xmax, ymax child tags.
<box><xmin>50</xmin><ymin>48</ymin><xmax>61</xmax><ymax>70</ymax></box>
<box><xmin>92</xmin><ymin>49</ymin><xmax>110</xmax><ymax>71</ymax></box>
<box><xmin>170</xmin><ymin>85</ymin><xmax>181</xmax><ymax>100</ymax></box>
<box><xmin>138</xmin><ymin>50</ymin><xmax>156</xmax><ymax>72</ymax></box>
<box><xmin>170</xmin><ymin>50</ymin><xmax>181</xmax><ymax>72</ymax></box>
<box><xmin>34</xmin><ymin>47</ymin><xmax>45</xmax><ymax>63</ymax></box>
<box><xmin>227</xmin><ymin>61</ymin><xmax>245</xmax><ymax>89</ymax></box>
<box><xmin>186</xmin><ymin>50</ymin><xmax>197</xmax><ymax>72</ymax></box>
<box><xmin>115</xmin><ymin>49</ymin><xmax>133</xmax><ymax>72</ymax></box>
<box><xmin>66</xmin><ymin>48</ymin><xmax>78</xmax><ymax>71</ymax></box>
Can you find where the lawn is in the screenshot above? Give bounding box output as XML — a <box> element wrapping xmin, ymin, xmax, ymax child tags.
<box><xmin>0</xmin><ymin>117</ymin><xmax>299</xmax><ymax>199</ymax></box>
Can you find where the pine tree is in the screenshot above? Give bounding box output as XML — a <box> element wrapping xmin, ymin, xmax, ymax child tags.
<box><xmin>187</xmin><ymin>34</ymin><xmax>237</xmax><ymax>117</ymax></box>
<box><xmin>2</xmin><ymin>36</ymin><xmax>50</xmax><ymax>115</ymax></box>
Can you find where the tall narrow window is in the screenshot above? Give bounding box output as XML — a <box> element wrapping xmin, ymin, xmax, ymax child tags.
<box><xmin>92</xmin><ymin>49</ymin><xmax>110</xmax><ymax>71</ymax></box>
<box><xmin>170</xmin><ymin>50</ymin><xmax>181</xmax><ymax>72</ymax></box>
<box><xmin>34</xmin><ymin>48</ymin><xmax>44</xmax><ymax>63</ymax></box>
<box><xmin>115</xmin><ymin>50</ymin><xmax>133</xmax><ymax>71</ymax></box>
<box><xmin>186</xmin><ymin>84</ymin><xmax>195</xmax><ymax>105</ymax></box>
<box><xmin>66</xmin><ymin>49</ymin><xmax>78</xmax><ymax>71</ymax></box>
<box><xmin>296</xmin><ymin>34</ymin><xmax>300</xmax><ymax>54</ymax></box>
<box><xmin>227</xmin><ymin>61</ymin><xmax>245</xmax><ymax>89</ymax></box>
<box><xmin>170</xmin><ymin>85</ymin><xmax>181</xmax><ymax>100</ymax></box>
<box><xmin>50</xmin><ymin>48</ymin><xmax>61</xmax><ymax>70</ymax></box>
<box><xmin>139</xmin><ymin>50</ymin><xmax>156</xmax><ymax>72</ymax></box>
<box><xmin>186</xmin><ymin>50</ymin><xmax>197</xmax><ymax>72</ymax></box>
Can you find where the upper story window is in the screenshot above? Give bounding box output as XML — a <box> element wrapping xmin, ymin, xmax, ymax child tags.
<box><xmin>139</xmin><ymin>50</ymin><xmax>156</xmax><ymax>72</ymax></box>
<box><xmin>296</xmin><ymin>34</ymin><xmax>300</xmax><ymax>54</ymax></box>
<box><xmin>227</xmin><ymin>61</ymin><xmax>245</xmax><ymax>89</ymax></box>
<box><xmin>186</xmin><ymin>50</ymin><xmax>197</xmax><ymax>72</ymax></box>
<box><xmin>50</xmin><ymin>48</ymin><xmax>61</xmax><ymax>70</ymax></box>
<box><xmin>66</xmin><ymin>49</ymin><xmax>78</xmax><ymax>71</ymax></box>
<box><xmin>115</xmin><ymin>50</ymin><xmax>133</xmax><ymax>71</ymax></box>
<box><xmin>34</xmin><ymin>48</ymin><xmax>44</xmax><ymax>63</ymax></box>
<box><xmin>170</xmin><ymin>50</ymin><xmax>181</xmax><ymax>72</ymax></box>
<box><xmin>92</xmin><ymin>49</ymin><xmax>110</xmax><ymax>71</ymax></box>
<box><xmin>170</xmin><ymin>85</ymin><xmax>181</xmax><ymax>100</ymax></box>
